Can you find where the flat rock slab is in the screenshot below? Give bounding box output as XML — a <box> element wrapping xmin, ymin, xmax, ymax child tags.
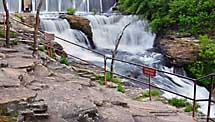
<box><xmin>5</xmin><ymin>57</ymin><xmax>39</xmax><ymax>68</ymax></box>
<box><xmin>0</xmin><ymin>68</ymin><xmax>25</xmax><ymax>87</ymax></box>
<box><xmin>0</xmin><ymin>48</ymin><xmax>19</xmax><ymax>53</ymax></box>
<box><xmin>0</xmin><ymin>88</ymin><xmax>35</xmax><ymax>104</ymax></box>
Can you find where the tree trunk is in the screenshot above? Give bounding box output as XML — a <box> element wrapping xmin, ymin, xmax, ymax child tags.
<box><xmin>2</xmin><ymin>0</ymin><xmax>10</xmax><ymax>47</ymax></box>
<box><xmin>110</xmin><ymin>23</ymin><xmax>131</xmax><ymax>75</ymax></box>
<box><xmin>33</xmin><ymin>0</ymin><xmax>43</xmax><ymax>58</ymax></box>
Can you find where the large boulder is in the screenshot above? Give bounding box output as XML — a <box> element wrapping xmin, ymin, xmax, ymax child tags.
<box><xmin>61</xmin><ymin>15</ymin><xmax>96</xmax><ymax>49</ymax></box>
<box><xmin>157</xmin><ymin>36</ymin><xmax>200</xmax><ymax>67</ymax></box>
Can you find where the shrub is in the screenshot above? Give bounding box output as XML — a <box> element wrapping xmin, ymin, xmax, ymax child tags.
<box><xmin>112</xmin><ymin>77</ymin><xmax>121</xmax><ymax>84</ymax></box>
<box><xmin>91</xmin><ymin>8</ymin><xmax>97</xmax><ymax>15</ymax></box>
<box><xmin>95</xmin><ymin>72</ymin><xmax>113</xmax><ymax>82</ymax></box>
<box><xmin>38</xmin><ymin>45</ymin><xmax>46</xmax><ymax>52</ymax></box>
<box><xmin>143</xmin><ymin>89</ymin><xmax>160</xmax><ymax>97</ymax></box>
<box><xmin>168</xmin><ymin>98</ymin><xmax>189</xmax><ymax>108</ymax></box>
<box><xmin>117</xmin><ymin>84</ymin><xmax>125</xmax><ymax>93</ymax></box>
<box><xmin>118</xmin><ymin>0</ymin><xmax>215</xmax><ymax>36</ymax></box>
<box><xmin>96</xmin><ymin>74</ymin><xmax>125</xmax><ymax>93</ymax></box>
<box><xmin>0</xmin><ymin>30</ymin><xmax>17</xmax><ymax>38</ymax></box>
<box><xmin>184</xmin><ymin>104</ymin><xmax>193</xmax><ymax>112</ymax></box>
<box><xmin>106</xmin><ymin>72</ymin><xmax>112</xmax><ymax>81</ymax></box>
<box><xmin>67</xmin><ymin>8</ymin><xmax>76</xmax><ymax>15</ymax></box>
<box><xmin>185</xmin><ymin>35</ymin><xmax>215</xmax><ymax>87</ymax></box>
<box><xmin>14</xmin><ymin>13</ymin><xmax>23</xmax><ymax>20</ymax></box>
<box><xmin>60</xmin><ymin>56</ymin><xmax>69</xmax><ymax>65</ymax></box>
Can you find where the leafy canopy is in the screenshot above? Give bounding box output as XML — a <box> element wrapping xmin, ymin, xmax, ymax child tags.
<box><xmin>118</xmin><ymin>0</ymin><xmax>215</xmax><ymax>36</ymax></box>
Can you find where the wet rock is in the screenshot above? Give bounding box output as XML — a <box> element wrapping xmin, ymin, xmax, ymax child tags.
<box><xmin>157</xmin><ymin>36</ymin><xmax>200</xmax><ymax>66</ymax></box>
<box><xmin>61</xmin><ymin>15</ymin><xmax>95</xmax><ymax>49</ymax></box>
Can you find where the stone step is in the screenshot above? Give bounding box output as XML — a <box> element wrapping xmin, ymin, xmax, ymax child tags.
<box><xmin>32</xmin><ymin>108</ymin><xmax>48</xmax><ymax>114</ymax></box>
<box><xmin>34</xmin><ymin>113</ymin><xmax>49</xmax><ymax>119</ymax></box>
<box><xmin>0</xmin><ymin>47</ymin><xmax>19</xmax><ymax>53</ymax></box>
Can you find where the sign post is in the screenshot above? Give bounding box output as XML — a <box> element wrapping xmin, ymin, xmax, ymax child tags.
<box><xmin>142</xmin><ymin>66</ymin><xmax>156</xmax><ymax>101</ymax></box>
<box><xmin>44</xmin><ymin>33</ymin><xmax>55</xmax><ymax>57</ymax></box>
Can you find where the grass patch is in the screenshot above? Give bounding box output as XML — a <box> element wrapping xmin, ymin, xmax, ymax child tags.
<box><xmin>112</xmin><ymin>77</ymin><xmax>121</xmax><ymax>84</ymax></box>
<box><xmin>133</xmin><ymin>89</ymin><xmax>160</xmax><ymax>101</ymax></box>
<box><xmin>38</xmin><ymin>45</ymin><xmax>46</xmax><ymax>52</ymax></box>
<box><xmin>117</xmin><ymin>84</ymin><xmax>125</xmax><ymax>93</ymax></box>
<box><xmin>168</xmin><ymin>98</ymin><xmax>188</xmax><ymax>108</ymax></box>
<box><xmin>14</xmin><ymin>13</ymin><xmax>23</xmax><ymax>20</ymax></box>
<box><xmin>95</xmin><ymin>73</ymin><xmax>125</xmax><ymax>93</ymax></box>
<box><xmin>0</xmin><ymin>30</ymin><xmax>17</xmax><ymax>38</ymax></box>
<box><xmin>143</xmin><ymin>89</ymin><xmax>160</xmax><ymax>97</ymax></box>
<box><xmin>95</xmin><ymin>72</ymin><xmax>113</xmax><ymax>83</ymax></box>
<box><xmin>59</xmin><ymin>56</ymin><xmax>69</xmax><ymax>66</ymax></box>
<box><xmin>168</xmin><ymin>98</ymin><xmax>200</xmax><ymax>112</ymax></box>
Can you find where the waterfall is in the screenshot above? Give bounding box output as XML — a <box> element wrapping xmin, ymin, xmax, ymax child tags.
<box><xmin>85</xmin><ymin>15</ymin><xmax>155</xmax><ymax>54</ymax></box>
<box><xmin>41</xmin><ymin>15</ymin><xmax>215</xmax><ymax>117</ymax></box>
<box><xmin>40</xmin><ymin>19</ymin><xmax>102</xmax><ymax>62</ymax></box>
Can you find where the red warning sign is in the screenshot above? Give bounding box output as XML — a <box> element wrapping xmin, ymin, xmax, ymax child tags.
<box><xmin>143</xmin><ymin>66</ymin><xmax>156</xmax><ymax>77</ymax></box>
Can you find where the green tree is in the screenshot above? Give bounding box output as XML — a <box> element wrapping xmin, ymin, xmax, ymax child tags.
<box><xmin>118</xmin><ymin>0</ymin><xmax>215</xmax><ymax>36</ymax></box>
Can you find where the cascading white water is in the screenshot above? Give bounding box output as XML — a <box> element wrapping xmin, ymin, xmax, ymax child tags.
<box><xmin>40</xmin><ymin>19</ymin><xmax>102</xmax><ymax>62</ymax></box>
<box><xmin>41</xmin><ymin>15</ymin><xmax>215</xmax><ymax>117</ymax></box>
<box><xmin>85</xmin><ymin>15</ymin><xmax>155</xmax><ymax>54</ymax></box>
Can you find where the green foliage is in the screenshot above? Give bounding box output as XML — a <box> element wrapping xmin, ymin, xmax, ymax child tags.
<box><xmin>38</xmin><ymin>45</ymin><xmax>46</xmax><ymax>52</ymax></box>
<box><xmin>118</xmin><ymin>0</ymin><xmax>215</xmax><ymax>36</ymax></box>
<box><xmin>95</xmin><ymin>72</ymin><xmax>113</xmax><ymax>83</ymax></box>
<box><xmin>168</xmin><ymin>98</ymin><xmax>188</xmax><ymax>108</ymax></box>
<box><xmin>143</xmin><ymin>89</ymin><xmax>160</xmax><ymax>97</ymax></box>
<box><xmin>14</xmin><ymin>13</ymin><xmax>23</xmax><ymax>20</ymax></box>
<box><xmin>168</xmin><ymin>98</ymin><xmax>200</xmax><ymax>112</ymax></box>
<box><xmin>95</xmin><ymin>75</ymin><xmax>105</xmax><ymax>85</ymax></box>
<box><xmin>106</xmin><ymin>72</ymin><xmax>113</xmax><ymax>81</ymax></box>
<box><xmin>117</xmin><ymin>84</ymin><xmax>125</xmax><ymax>93</ymax></box>
<box><xmin>0</xmin><ymin>30</ymin><xmax>17</xmax><ymax>38</ymax></box>
<box><xmin>91</xmin><ymin>8</ymin><xmax>97</xmax><ymax>15</ymax></box>
<box><xmin>67</xmin><ymin>8</ymin><xmax>76</xmax><ymax>15</ymax></box>
<box><xmin>184</xmin><ymin>104</ymin><xmax>193</xmax><ymax>112</ymax></box>
<box><xmin>59</xmin><ymin>56</ymin><xmax>69</xmax><ymax>66</ymax></box>
<box><xmin>96</xmin><ymin>73</ymin><xmax>125</xmax><ymax>93</ymax></box>
<box><xmin>112</xmin><ymin>77</ymin><xmax>121</xmax><ymax>84</ymax></box>
<box><xmin>186</xmin><ymin>35</ymin><xmax>215</xmax><ymax>87</ymax></box>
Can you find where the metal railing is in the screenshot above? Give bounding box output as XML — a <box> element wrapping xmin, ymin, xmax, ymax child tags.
<box><xmin>1</xmin><ymin>14</ymin><xmax>215</xmax><ymax>122</ymax></box>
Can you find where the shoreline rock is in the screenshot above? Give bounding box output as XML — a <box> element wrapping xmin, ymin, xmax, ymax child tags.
<box><xmin>155</xmin><ymin>36</ymin><xmax>200</xmax><ymax>67</ymax></box>
<box><xmin>61</xmin><ymin>14</ymin><xmax>96</xmax><ymax>49</ymax></box>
